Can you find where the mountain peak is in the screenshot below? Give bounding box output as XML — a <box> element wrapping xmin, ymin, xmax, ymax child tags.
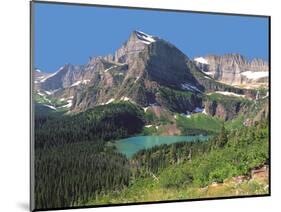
<box><xmin>132</xmin><ymin>30</ymin><xmax>156</xmax><ymax>45</ymax></box>
<box><xmin>113</xmin><ymin>30</ymin><xmax>156</xmax><ymax>63</ymax></box>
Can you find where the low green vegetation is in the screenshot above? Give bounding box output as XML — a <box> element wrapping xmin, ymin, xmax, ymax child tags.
<box><xmin>34</xmin><ymin>93</ymin><xmax>68</xmax><ymax>108</ymax></box>
<box><xmin>142</xmin><ymin>125</ymin><xmax>158</xmax><ymax>135</ymax></box>
<box><xmin>225</xmin><ymin>115</ymin><xmax>245</xmax><ymax>129</ymax></box>
<box><xmin>87</xmin><ymin>175</ymin><xmax>268</xmax><ymax>205</ymax></box>
<box><xmin>205</xmin><ymin>93</ymin><xmax>251</xmax><ymax>106</ymax></box>
<box><xmin>144</xmin><ymin>110</ymin><xmax>172</xmax><ymax>126</ymax></box>
<box><xmin>176</xmin><ymin>113</ymin><xmax>223</xmax><ymax>134</ymax></box>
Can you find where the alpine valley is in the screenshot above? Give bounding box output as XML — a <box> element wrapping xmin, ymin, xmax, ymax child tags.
<box><xmin>34</xmin><ymin>31</ymin><xmax>269</xmax><ymax>209</ymax></box>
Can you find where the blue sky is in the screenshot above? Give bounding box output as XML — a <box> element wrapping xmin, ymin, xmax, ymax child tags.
<box><xmin>34</xmin><ymin>2</ymin><xmax>269</xmax><ymax>72</ymax></box>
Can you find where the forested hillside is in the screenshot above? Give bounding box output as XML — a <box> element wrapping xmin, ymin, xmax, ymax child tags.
<box><xmin>35</xmin><ymin>142</ymin><xmax>130</xmax><ymax>208</ymax></box>
<box><xmin>34</xmin><ymin>107</ymin><xmax>269</xmax><ymax>209</ymax></box>
<box><xmin>88</xmin><ymin>119</ymin><xmax>269</xmax><ymax>205</ymax></box>
<box><xmin>35</xmin><ymin>102</ymin><xmax>145</xmax><ymax>148</ymax></box>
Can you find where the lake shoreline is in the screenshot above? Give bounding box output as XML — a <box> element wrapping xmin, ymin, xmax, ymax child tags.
<box><xmin>113</xmin><ymin>135</ymin><xmax>210</xmax><ymax>158</ymax></box>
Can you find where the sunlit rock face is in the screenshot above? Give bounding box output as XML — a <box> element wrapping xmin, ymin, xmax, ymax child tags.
<box><xmin>194</xmin><ymin>54</ymin><xmax>268</xmax><ymax>87</ymax></box>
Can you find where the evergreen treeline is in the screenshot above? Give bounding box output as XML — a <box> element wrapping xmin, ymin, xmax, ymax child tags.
<box><xmin>34</xmin><ymin>102</ymin><xmax>144</xmax><ymax>209</ymax></box>
<box><xmin>132</xmin><ymin>139</ymin><xmax>214</xmax><ymax>175</ymax></box>
<box><xmin>35</xmin><ymin>142</ymin><xmax>130</xmax><ymax>209</ymax></box>
<box><xmin>35</xmin><ymin>102</ymin><xmax>145</xmax><ymax>149</ymax></box>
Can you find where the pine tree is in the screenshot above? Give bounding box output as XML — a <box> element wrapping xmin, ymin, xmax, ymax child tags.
<box><xmin>217</xmin><ymin>123</ymin><xmax>228</xmax><ymax>148</ymax></box>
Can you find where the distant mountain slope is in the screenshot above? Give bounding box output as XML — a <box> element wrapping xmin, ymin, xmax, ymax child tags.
<box><xmin>193</xmin><ymin>54</ymin><xmax>268</xmax><ymax>88</ymax></box>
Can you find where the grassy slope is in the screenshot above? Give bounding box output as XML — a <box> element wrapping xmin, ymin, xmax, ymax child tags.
<box><xmin>143</xmin><ymin>110</ymin><xmax>254</xmax><ymax>136</ymax></box>
<box><xmin>34</xmin><ymin>93</ymin><xmax>67</xmax><ymax>107</ymax></box>
<box><xmin>86</xmin><ymin>176</ymin><xmax>268</xmax><ymax>205</ymax></box>
<box><xmin>176</xmin><ymin>113</ymin><xmax>223</xmax><ymax>134</ymax></box>
<box><xmin>34</xmin><ymin>93</ymin><xmax>69</xmax><ymax>113</ymax></box>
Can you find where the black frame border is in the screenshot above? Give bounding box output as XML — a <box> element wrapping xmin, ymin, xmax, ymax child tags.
<box><xmin>30</xmin><ymin>1</ymin><xmax>271</xmax><ymax>211</ymax></box>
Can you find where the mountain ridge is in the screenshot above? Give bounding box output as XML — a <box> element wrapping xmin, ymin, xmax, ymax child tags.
<box><xmin>34</xmin><ymin>30</ymin><xmax>268</xmax><ymax>121</ymax></box>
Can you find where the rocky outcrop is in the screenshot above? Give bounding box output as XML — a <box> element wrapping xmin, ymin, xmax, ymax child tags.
<box><xmin>156</xmin><ymin>86</ymin><xmax>203</xmax><ymax>114</ymax></box>
<box><xmin>194</xmin><ymin>54</ymin><xmax>268</xmax><ymax>87</ymax></box>
<box><xmin>250</xmin><ymin>165</ymin><xmax>269</xmax><ymax>181</ymax></box>
<box><xmin>34</xmin><ymin>69</ymin><xmax>50</xmax><ymax>90</ymax></box>
<box><xmin>34</xmin><ymin>69</ymin><xmax>49</xmax><ymax>81</ymax></box>
<box><xmin>203</xmin><ymin>94</ymin><xmax>251</xmax><ymax>121</ymax></box>
<box><xmin>39</xmin><ymin>64</ymin><xmax>85</xmax><ymax>91</ymax></box>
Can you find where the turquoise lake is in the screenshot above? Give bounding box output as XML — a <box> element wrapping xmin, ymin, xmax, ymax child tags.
<box><xmin>114</xmin><ymin>135</ymin><xmax>209</xmax><ymax>158</ymax></box>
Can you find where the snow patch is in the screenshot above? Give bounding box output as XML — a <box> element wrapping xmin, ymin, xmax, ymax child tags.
<box><xmin>202</xmin><ymin>108</ymin><xmax>207</xmax><ymax>115</ymax></box>
<box><xmin>181</xmin><ymin>83</ymin><xmax>201</xmax><ymax>93</ymax></box>
<box><xmin>193</xmin><ymin>107</ymin><xmax>204</xmax><ymax>113</ymax></box>
<box><xmin>104</xmin><ymin>65</ymin><xmax>117</xmax><ymax>73</ymax></box>
<box><xmin>40</xmin><ymin>67</ymin><xmax>63</xmax><ymax>82</ymax></box>
<box><xmin>180</xmin><ymin>113</ymin><xmax>191</xmax><ymax>118</ymax></box>
<box><xmin>203</xmin><ymin>72</ymin><xmax>213</xmax><ymax>76</ymax></box>
<box><xmin>213</xmin><ymin>91</ymin><xmax>245</xmax><ymax>98</ymax></box>
<box><xmin>134</xmin><ymin>76</ymin><xmax>140</xmax><ymax>83</ymax></box>
<box><xmin>143</xmin><ymin>107</ymin><xmax>149</xmax><ymax>112</ymax></box>
<box><xmin>70</xmin><ymin>80</ymin><xmax>90</xmax><ymax>87</ymax></box>
<box><xmin>145</xmin><ymin>125</ymin><xmax>152</xmax><ymax>128</ymax></box>
<box><xmin>71</xmin><ymin>81</ymin><xmax>82</xmax><ymax>87</ymax></box>
<box><xmin>121</xmin><ymin>96</ymin><xmax>130</xmax><ymax>101</ymax></box>
<box><xmin>135</xmin><ymin>30</ymin><xmax>156</xmax><ymax>45</ymax></box>
<box><xmin>82</xmin><ymin>80</ymin><xmax>90</xmax><ymax>84</ymax></box>
<box><xmin>62</xmin><ymin>99</ymin><xmax>72</xmax><ymax>108</ymax></box>
<box><xmin>194</xmin><ymin>57</ymin><xmax>209</xmax><ymax>65</ymax></box>
<box><xmin>43</xmin><ymin>104</ymin><xmax>56</xmax><ymax>110</ymax></box>
<box><xmin>105</xmin><ymin>98</ymin><xmax>115</xmax><ymax>104</ymax></box>
<box><xmin>44</xmin><ymin>89</ymin><xmax>60</xmax><ymax>95</ymax></box>
<box><xmin>241</xmin><ymin>71</ymin><xmax>268</xmax><ymax>80</ymax></box>
<box><xmin>45</xmin><ymin>91</ymin><xmax>52</xmax><ymax>95</ymax></box>
<box><xmin>59</xmin><ymin>99</ymin><xmax>72</xmax><ymax>109</ymax></box>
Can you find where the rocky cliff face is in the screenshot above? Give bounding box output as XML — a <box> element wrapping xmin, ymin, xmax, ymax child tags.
<box><xmin>194</xmin><ymin>54</ymin><xmax>268</xmax><ymax>87</ymax></box>
<box><xmin>39</xmin><ymin>64</ymin><xmax>85</xmax><ymax>91</ymax></box>
<box><xmin>34</xmin><ymin>69</ymin><xmax>50</xmax><ymax>90</ymax></box>
<box><xmin>204</xmin><ymin>98</ymin><xmax>249</xmax><ymax>121</ymax></box>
